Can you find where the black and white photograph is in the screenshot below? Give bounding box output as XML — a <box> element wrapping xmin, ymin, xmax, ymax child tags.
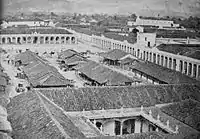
<box><xmin>0</xmin><ymin>0</ymin><xmax>200</xmax><ymax>138</ymax></box>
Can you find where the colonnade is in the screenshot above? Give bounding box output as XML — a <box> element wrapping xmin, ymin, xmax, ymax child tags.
<box><xmin>74</xmin><ymin>31</ymin><xmax>200</xmax><ymax>80</ymax></box>
<box><xmin>91</xmin><ymin>117</ymin><xmax>156</xmax><ymax>136</ymax></box>
<box><xmin>0</xmin><ymin>34</ymin><xmax>77</xmax><ymax>45</ymax></box>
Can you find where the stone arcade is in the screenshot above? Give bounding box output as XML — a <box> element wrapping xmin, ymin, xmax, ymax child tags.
<box><xmin>68</xmin><ymin>29</ymin><xmax>200</xmax><ymax>80</ymax></box>
<box><xmin>0</xmin><ymin>33</ymin><xmax>77</xmax><ymax>45</ymax></box>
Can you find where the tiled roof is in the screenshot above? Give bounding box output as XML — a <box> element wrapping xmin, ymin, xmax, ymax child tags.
<box><xmin>23</xmin><ymin>61</ymin><xmax>73</xmax><ymax>87</ymax></box>
<box><xmin>63</xmin><ymin>55</ymin><xmax>87</xmax><ymax>66</ymax></box>
<box><xmin>7</xmin><ymin>91</ymin><xmax>86</xmax><ymax>139</ymax></box>
<box><xmin>101</xmin><ymin>49</ymin><xmax>129</xmax><ymax>61</ymax></box>
<box><xmin>130</xmin><ymin>60</ymin><xmax>200</xmax><ymax>84</ymax></box>
<box><xmin>157</xmin><ymin>44</ymin><xmax>200</xmax><ymax>56</ymax></box>
<box><xmin>0</xmin><ymin>27</ymin><xmax>72</xmax><ymax>34</ymax></box>
<box><xmin>161</xmin><ymin>99</ymin><xmax>200</xmax><ymax>131</ymax></box>
<box><xmin>39</xmin><ymin>84</ymin><xmax>200</xmax><ymax>112</ymax></box>
<box><xmin>78</xmin><ymin>61</ymin><xmax>139</xmax><ymax>85</ymax></box>
<box><xmin>58</xmin><ymin>49</ymin><xmax>79</xmax><ymax>59</ymax></box>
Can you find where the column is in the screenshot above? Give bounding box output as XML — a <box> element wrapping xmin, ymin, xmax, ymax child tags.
<box><xmin>196</xmin><ymin>65</ymin><xmax>199</xmax><ymax>79</ymax></box>
<box><xmin>187</xmin><ymin>62</ymin><xmax>190</xmax><ymax>75</ymax></box>
<box><xmin>182</xmin><ymin>61</ymin><xmax>185</xmax><ymax>74</ymax></box>
<box><xmin>159</xmin><ymin>55</ymin><xmax>163</xmax><ymax>66</ymax></box>
<box><xmin>176</xmin><ymin>59</ymin><xmax>180</xmax><ymax>72</ymax></box>
<box><xmin>120</xmin><ymin>121</ymin><xmax>123</xmax><ymax>135</ymax></box>
<box><xmin>191</xmin><ymin>63</ymin><xmax>194</xmax><ymax>77</ymax></box>
<box><xmin>134</xmin><ymin>119</ymin><xmax>141</xmax><ymax>133</ymax></box>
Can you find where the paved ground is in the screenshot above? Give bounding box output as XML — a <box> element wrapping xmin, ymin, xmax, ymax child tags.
<box><xmin>1</xmin><ymin>55</ymin><xmax>28</xmax><ymax>98</ymax></box>
<box><xmin>1</xmin><ymin>40</ymin><xmax>150</xmax><ymax>92</ymax></box>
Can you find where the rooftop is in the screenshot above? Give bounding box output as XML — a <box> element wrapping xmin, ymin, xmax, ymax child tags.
<box><xmin>100</xmin><ymin>49</ymin><xmax>129</xmax><ymax>61</ymax></box>
<box><xmin>157</xmin><ymin>44</ymin><xmax>200</xmax><ymax>60</ymax></box>
<box><xmin>78</xmin><ymin>61</ymin><xmax>140</xmax><ymax>85</ymax></box>
<box><xmin>5</xmin><ymin>83</ymin><xmax>200</xmax><ymax>139</ymax></box>
<box><xmin>0</xmin><ymin>27</ymin><xmax>72</xmax><ymax>35</ymax></box>
<box><xmin>130</xmin><ymin>60</ymin><xmax>200</xmax><ymax>84</ymax></box>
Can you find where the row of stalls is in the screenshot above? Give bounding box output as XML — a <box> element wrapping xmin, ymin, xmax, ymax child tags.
<box><xmin>99</xmin><ymin>49</ymin><xmax>137</xmax><ymax>70</ymax></box>
<box><xmin>75</xmin><ymin>61</ymin><xmax>142</xmax><ymax>86</ymax></box>
<box><xmin>14</xmin><ymin>50</ymin><xmax>74</xmax><ymax>88</ymax></box>
<box><xmin>0</xmin><ymin>49</ymin><xmax>13</xmax><ymax>139</ymax></box>
<box><xmin>57</xmin><ymin>49</ymin><xmax>88</xmax><ymax>71</ymax></box>
<box><xmin>100</xmin><ymin>49</ymin><xmax>200</xmax><ymax>85</ymax></box>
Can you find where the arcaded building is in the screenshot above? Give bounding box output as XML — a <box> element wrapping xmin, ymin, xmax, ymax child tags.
<box><xmin>0</xmin><ymin>27</ymin><xmax>77</xmax><ymax>45</ymax></box>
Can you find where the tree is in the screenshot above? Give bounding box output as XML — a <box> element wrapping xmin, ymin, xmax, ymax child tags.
<box><xmin>130</xmin><ymin>13</ymin><xmax>137</xmax><ymax>19</ymax></box>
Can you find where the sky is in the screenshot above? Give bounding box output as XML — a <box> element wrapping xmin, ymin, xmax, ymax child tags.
<box><xmin>2</xmin><ymin>0</ymin><xmax>200</xmax><ymax>17</ymax></box>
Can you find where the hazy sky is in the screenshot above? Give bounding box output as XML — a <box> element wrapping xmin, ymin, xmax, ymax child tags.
<box><xmin>3</xmin><ymin>0</ymin><xmax>200</xmax><ymax>16</ymax></box>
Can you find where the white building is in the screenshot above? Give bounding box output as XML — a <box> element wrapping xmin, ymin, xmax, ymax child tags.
<box><xmin>1</xmin><ymin>19</ymin><xmax>55</xmax><ymax>28</ymax></box>
<box><xmin>127</xmin><ymin>16</ymin><xmax>179</xmax><ymax>28</ymax></box>
<box><xmin>137</xmin><ymin>32</ymin><xmax>156</xmax><ymax>47</ymax></box>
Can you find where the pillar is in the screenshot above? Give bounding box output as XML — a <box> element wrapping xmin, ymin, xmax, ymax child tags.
<box><xmin>196</xmin><ymin>65</ymin><xmax>199</xmax><ymax>79</ymax></box>
<box><xmin>176</xmin><ymin>59</ymin><xmax>180</xmax><ymax>72</ymax></box>
<box><xmin>120</xmin><ymin>121</ymin><xmax>123</xmax><ymax>135</ymax></box>
<box><xmin>187</xmin><ymin>63</ymin><xmax>190</xmax><ymax>76</ymax></box>
<box><xmin>191</xmin><ymin>63</ymin><xmax>194</xmax><ymax>77</ymax></box>
<box><xmin>134</xmin><ymin>119</ymin><xmax>141</xmax><ymax>133</ymax></box>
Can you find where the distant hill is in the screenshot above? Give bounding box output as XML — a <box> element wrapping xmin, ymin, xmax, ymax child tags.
<box><xmin>3</xmin><ymin>0</ymin><xmax>200</xmax><ymax>17</ymax></box>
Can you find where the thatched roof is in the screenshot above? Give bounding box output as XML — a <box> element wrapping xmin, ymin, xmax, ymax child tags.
<box><xmin>7</xmin><ymin>91</ymin><xmax>100</xmax><ymax>139</ymax></box>
<box><xmin>78</xmin><ymin>61</ymin><xmax>140</xmax><ymax>85</ymax></box>
<box><xmin>100</xmin><ymin>49</ymin><xmax>128</xmax><ymax>61</ymax></box>
<box><xmin>130</xmin><ymin>60</ymin><xmax>200</xmax><ymax>84</ymax></box>
<box><xmin>38</xmin><ymin>84</ymin><xmax>200</xmax><ymax>112</ymax></box>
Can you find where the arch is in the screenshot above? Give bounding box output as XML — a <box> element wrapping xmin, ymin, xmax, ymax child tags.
<box><xmin>71</xmin><ymin>37</ymin><xmax>75</xmax><ymax>44</ymax></box>
<box><xmin>61</xmin><ymin>36</ymin><xmax>65</xmax><ymax>44</ymax></box>
<box><xmin>17</xmin><ymin>37</ymin><xmax>21</xmax><ymax>44</ymax></box>
<box><xmin>184</xmin><ymin>61</ymin><xmax>187</xmax><ymax>74</ymax></box>
<box><xmin>169</xmin><ymin>58</ymin><xmax>172</xmax><ymax>69</ymax></box>
<box><xmin>188</xmin><ymin>63</ymin><xmax>192</xmax><ymax>76</ymax></box>
<box><xmin>45</xmin><ymin>36</ymin><xmax>49</xmax><ymax>44</ymax></box>
<box><xmin>164</xmin><ymin>57</ymin><xmax>168</xmax><ymax>67</ymax></box>
<box><xmin>22</xmin><ymin>37</ymin><xmax>26</xmax><ymax>43</ymax></box>
<box><xmin>33</xmin><ymin>36</ymin><xmax>38</xmax><ymax>44</ymax></box>
<box><xmin>12</xmin><ymin>37</ymin><xmax>16</xmax><ymax>44</ymax></box>
<box><xmin>55</xmin><ymin>36</ymin><xmax>60</xmax><ymax>44</ymax></box>
<box><xmin>7</xmin><ymin>37</ymin><xmax>11</xmax><ymax>44</ymax></box>
<box><xmin>115</xmin><ymin>121</ymin><xmax>121</xmax><ymax>135</ymax></box>
<box><xmin>193</xmin><ymin>64</ymin><xmax>197</xmax><ymax>77</ymax></box>
<box><xmin>157</xmin><ymin>55</ymin><xmax>160</xmax><ymax>65</ymax></box>
<box><xmin>66</xmin><ymin>37</ymin><xmax>70</xmax><ymax>43</ymax></box>
<box><xmin>122</xmin><ymin>119</ymin><xmax>135</xmax><ymax>135</ymax></box>
<box><xmin>40</xmin><ymin>36</ymin><xmax>44</xmax><ymax>44</ymax></box>
<box><xmin>27</xmin><ymin>36</ymin><xmax>32</xmax><ymax>43</ymax></box>
<box><xmin>180</xmin><ymin>60</ymin><xmax>183</xmax><ymax>72</ymax></box>
<box><xmin>161</xmin><ymin>56</ymin><xmax>164</xmax><ymax>66</ymax></box>
<box><xmin>96</xmin><ymin>122</ymin><xmax>103</xmax><ymax>130</ymax></box>
<box><xmin>173</xmin><ymin>59</ymin><xmax>176</xmax><ymax>70</ymax></box>
<box><xmin>149</xmin><ymin>52</ymin><xmax>152</xmax><ymax>62</ymax></box>
<box><xmin>153</xmin><ymin>53</ymin><xmax>156</xmax><ymax>63</ymax></box>
<box><xmin>2</xmin><ymin>37</ymin><xmax>6</xmax><ymax>44</ymax></box>
<box><xmin>137</xmin><ymin>49</ymin><xmax>140</xmax><ymax>58</ymax></box>
<box><xmin>50</xmin><ymin>36</ymin><xmax>54</xmax><ymax>44</ymax></box>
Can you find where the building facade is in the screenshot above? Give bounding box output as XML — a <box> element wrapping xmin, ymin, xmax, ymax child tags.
<box><xmin>0</xmin><ymin>33</ymin><xmax>77</xmax><ymax>45</ymax></box>
<box><xmin>67</xmin><ymin>28</ymin><xmax>200</xmax><ymax>81</ymax></box>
